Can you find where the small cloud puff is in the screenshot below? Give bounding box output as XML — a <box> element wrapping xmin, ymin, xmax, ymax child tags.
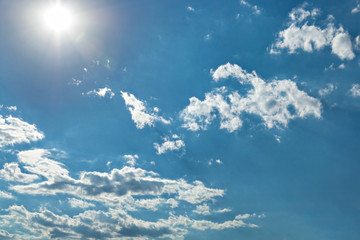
<box><xmin>154</xmin><ymin>134</ymin><xmax>185</xmax><ymax>155</ymax></box>
<box><xmin>351</xmin><ymin>3</ymin><xmax>360</xmax><ymax>14</ymax></box>
<box><xmin>123</xmin><ymin>154</ymin><xmax>138</xmax><ymax>166</ymax></box>
<box><xmin>86</xmin><ymin>87</ymin><xmax>115</xmax><ymax>99</ymax></box>
<box><xmin>240</xmin><ymin>0</ymin><xmax>261</xmax><ymax>15</ymax></box>
<box><xmin>350</xmin><ymin>84</ymin><xmax>360</xmax><ymax>97</ymax></box>
<box><xmin>187</xmin><ymin>6</ymin><xmax>195</xmax><ymax>12</ymax></box>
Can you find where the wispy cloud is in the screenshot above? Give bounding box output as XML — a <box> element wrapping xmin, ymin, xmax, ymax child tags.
<box><xmin>240</xmin><ymin>0</ymin><xmax>261</xmax><ymax>15</ymax></box>
<box><xmin>0</xmin><ymin>115</ymin><xmax>44</xmax><ymax>148</ymax></box>
<box><xmin>121</xmin><ymin>91</ymin><xmax>171</xmax><ymax>129</ymax></box>
<box><xmin>187</xmin><ymin>6</ymin><xmax>195</xmax><ymax>12</ymax></box>
<box><xmin>68</xmin><ymin>198</ymin><xmax>95</xmax><ymax>209</ymax></box>
<box><xmin>0</xmin><ymin>190</ymin><xmax>14</xmax><ymax>199</ymax></box>
<box><xmin>0</xmin><ymin>162</ymin><xmax>39</xmax><ymax>183</ymax></box>
<box><xmin>319</xmin><ymin>83</ymin><xmax>336</xmax><ymax>96</ymax></box>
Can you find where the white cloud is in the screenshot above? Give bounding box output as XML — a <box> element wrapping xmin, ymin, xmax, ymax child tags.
<box><xmin>338</xmin><ymin>63</ymin><xmax>345</xmax><ymax>69</ymax></box>
<box><xmin>123</xmin><ymin>154</ymin><xmax>138</xmax><ymax>166</ymax></box>
<box><xmin>68</xmin><ymin>198</ymin><xmax>95</xmax><ymax>209</ymax></box>
<box><xmin>214</xmin><ymin>208</ymin><xmax>232</xmax><ymax>213</ymax></box>
<box><xmin>154</xmin><ymin>135</ymin><xmax>185</xmax><ymax>155</ymax></box>
<box><xmin>0</xmin><ymin>162</ymin><xmax>39</xmax><ymax>183</ymax></box>
<box><xmin>121</xmin><ymin>91</ymin><xmax>171</xmax><ymax>129</ymax></box>
<box><xmin>9</xmin><ymin>149</ymin><xmax>224</xmax><ymax>206</ymax></box>
<box><xmin>6</xmin><ymin>106</ymin><xmax>17</xmax><ymax>111</ymax></box>
<box><xmin>193</xmin><ymin>203</ymin><xmax>211</xmax><ymax>215</ymax></box>
<box><xmin>240</xmin><ymin>0</ymin><xmax>250</xmax><ymax>6</ymax></box>
<box><xmin>70</xmin><ymin>78</ymin><xmax>82</xmax><ymax>86</ymax></box>
<box><xmin>355</xmin><ymin>35</ymin><xmax>360</xmax><ymax>49</ymax></box>
<box><xmin>319</xmin><ymin>83</ymin><xmax>336</xmax><ymax>96</ymax></box>
<box><xmin>350</xmin><ymin>84</ymin><xmax>360</xmax><ymax>97</ymax></box>
<box><xmin>0</xmin><ymin>204</ymin><xmax>259</xmax><ymax>240</ymax></box>
<box><xmin>17</xmin><ymin>149</ymin><xmax>69</xmax><ymax>181</ymax></box>
<box><xmin>240</xmin><ymin>0</ymin><xmax>261</xmax><ymax>15</ymax></box>
<box><xmin>187</xmin><ymin>6</ymin><xmax>195</xmax><ymax>12</ymax></box>
<box><xmin>0</xmin><ymin>190</ymin><xmax>14</xmax><ymax>199</ymax></box>
<box><xmin>0</xmin><ymin>115</ymin><xmax>44</xmax><ymax>148</ymax></box>
<box><xmin>208</xmin><ymin>159</ymin><xmax>223</xmax><ymax>165</ymax></box>
<box><xmin>182</xmin><ymin>63</ymin><xmax>321</xmax><ymax>132</ymax></box>
<box><xmin>87</xmin><ymin>87</ymin><xmax>115</xmax><ymax>99</ymax></box>
<box><xmin>331</xmin><ymin>32</ymin><xmax>355</xmax><ymax>60</ymax></box>
<box><xmin>181</xmin><ymin>87</ymin><xmax>243</xmax><ymax>132</ymax></box>
<box><xmin>0</xmin><ymin>149</ymin><xmax>260</xmax><ymax>239</ymax></box>
<box><xmin>351</xmin><ymin>4</ymin><xmax>360</xmax><ymax>14</ymax></box>
<box><xmin>270</xmin><ymin>6</ymin><xmax>355</xmax><ymax>60</ymax></box>
<box><xmin>324</xmin><ymin>63</ymin><xmax>335</xmax><ymax>71</ymax></box>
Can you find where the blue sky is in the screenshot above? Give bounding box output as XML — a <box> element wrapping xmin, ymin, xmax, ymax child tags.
<box><xmin>0</xmin><ymin>0</ymin><xmax>360</xmax><ymax>239</ymax></box>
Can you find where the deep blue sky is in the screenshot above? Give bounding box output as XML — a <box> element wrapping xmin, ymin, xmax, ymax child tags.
<box><xmin>0</xmin><ymin>0</ymin><xmax>360</xmax><ymax>239</ymax></box>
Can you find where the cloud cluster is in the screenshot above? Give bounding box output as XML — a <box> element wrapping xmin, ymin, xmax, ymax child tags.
<box><xmin>121</xmin><ymin>91</ymin><xmax>171</xmax><ymax>129</ymax></box>
<box><xmin>0</xmin><ymin>204</ymin><xmax>258</xmax><ymax>239</ymax></box>
<box><xmin>0</xmin><ymin>115</ymin><xmax>44</xmax><ymax>148</ymax></box>
<box><xmin>240</xmin><ymin>0</ymin><xmax>261</xmax><ymax>15</ymax></box>
<box><xmin>270</xmin><ymin>4</ymin><xmax>355</xmax><ymax>60</ymax></box>
<box><xmin>181</xmin><ymin>63</ymin><xmax>321</xmax><ymax>132</ymax></box>
<box><xmin>0</xmin><ymin>149</ymin><xmax>260</xmax><ymax>239</ymax></box>
<box><xmin>154</xmin><ymin>134</ymin><xmax>185</xmax><ymax>155</ymax></box>
<box><xmin>9</xmin><ymin>149</ymin><xmax>224</xmax><ymax>205</ymax></box>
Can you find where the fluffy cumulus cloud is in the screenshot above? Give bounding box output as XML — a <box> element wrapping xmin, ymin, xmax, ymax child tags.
<box><xmin>181</xmin><ymin>63</ymin><xmax>321</xmax><ymax>132</ymax></box>
<box><xmin>0</xmin><ymin>115</ymin><xmax>44</xmax><ymax>148</ymax></box>
<box><xmin>154</xmin><ymin>134</ymin><xmax>185</xmax><ymax>155</ymax></box>
<box><xmin>0</xmin><ymin>149</ymin><xmax>260</xmax><ymax>239</ymax></box>
<box><xmin>350</xmin><ymin>84</ymin><xmax>360</xmax><ymax>97</ymax></box>
<box><xmin>86</xmin><ymin>87</ymin><xmax>115</xmax><ymax>98</ymax></box>
<box><xmin>121</xmin><ymin>91</ymin><xmax>171</xmax><ymax>129</ymax></box>
<box><xmin>270</xmin><ymin>4</ymin><xmax>355</xmax><ymax>60</ymax></box>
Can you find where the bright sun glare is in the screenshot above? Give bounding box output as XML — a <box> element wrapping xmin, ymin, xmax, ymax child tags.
<box><xmin>44</xmin><ymin>4</ymin><xmax>73</xmax><ymax>32</ymax></box>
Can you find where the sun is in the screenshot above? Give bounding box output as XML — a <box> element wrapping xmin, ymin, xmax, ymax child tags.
<box><xmin>43</xmin><ymin>4</ymin><xmax>73</xmax><ymax>32</ymax></box>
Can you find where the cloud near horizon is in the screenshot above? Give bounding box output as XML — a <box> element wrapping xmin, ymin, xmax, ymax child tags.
<box><xmin>0</xmin><ymin>148</ymin><xmax>261</xmax><ymax>239</ymax></box>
